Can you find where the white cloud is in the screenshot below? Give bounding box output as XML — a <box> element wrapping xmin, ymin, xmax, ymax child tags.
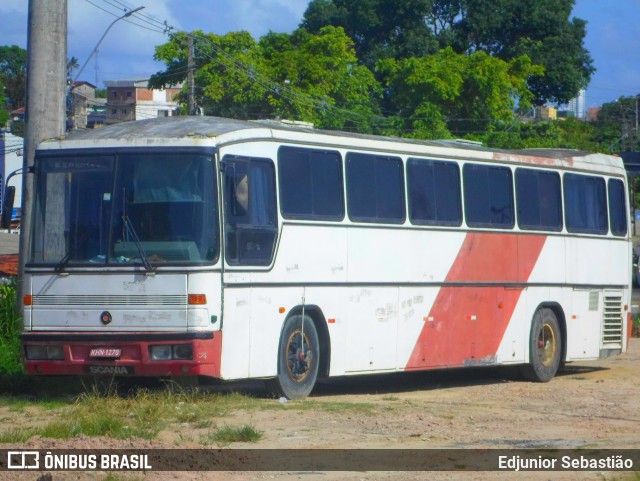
<box><xmin>68</xmin><ymin>0</ymin><xmax>179</xmax><ymax>84</ymax></box>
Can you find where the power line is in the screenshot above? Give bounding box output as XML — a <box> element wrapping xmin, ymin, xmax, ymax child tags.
<box><xmin>80</xmin><ymin>0</ymin><xmax>542</xmax><ymax>135</ymax></box>
<box><xmin>83</xmin><ymin>0</ymin><xmax>382</xmax><ymax>126</ymax></box>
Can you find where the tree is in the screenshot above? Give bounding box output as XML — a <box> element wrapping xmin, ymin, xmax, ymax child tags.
<box><xmin>150</xmin><ymin>30</ymin><xmax>271</xmax><ymax>119</ymax></box>
<box><xmin>0</xmin><ymin>45</ymin><xmax>27</xmax><ymax>109</ymax></box>
<box><xmin>301</xmin><ymin>0</ymin><xmax>593</xmax><ymax>105</ymax></box>
<box><xmin>259</xmin><ymin>27</ymin><xmax>381</xmax><ymax>131</ymax></box>
<box><xmin>376</xmin><ymin>47</ymin><xmax>541</xmax><ymax>138</ymax></box>
<box><xmin>476</xmin><ymin>119</ymin><xmax>601</xmax><ymax>152</ymax></box>
<box><xmin>66</xmin><ymin>56</ymin><xmax>80</xmax><ymax>82</ymax></box>
<box><xmin>456</xmin><ymin>0</ymin><xmax>593</xmax><ymax>105</ymax></box>
<box><xmin>150</xmin><ymin>28</ymin><xmax>381</xmax><ymax>131</ymax></box>
<box><xmin>594</xmin><ymin>96</ymin><xmax>640</xmax><ymax>153</ymax></box>
<box><xmin>0</xmin><ymin>78</ymin><xmax>9</xmax><ymax>127</ymax></box>
<box><xmin>301</xmin><ymin>0</ymin><xmax>441</xmax><ymax>69</ymax></box>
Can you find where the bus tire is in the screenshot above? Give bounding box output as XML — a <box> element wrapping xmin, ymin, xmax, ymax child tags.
<box><xmin>269</xmin><ymin>314</ymin><xmax>320</xmax><ymax>400</ymax></box>
<box><xmin>520</xmin><ymin>307</ymin><xmax>561</xmax><ymax>382</ymax></box>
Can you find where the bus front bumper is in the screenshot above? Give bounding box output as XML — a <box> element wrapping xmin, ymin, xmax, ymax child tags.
<box><xmin>20</xmin><ymin>331</ymin><xmax>222</xmax><ymax>378</ymax></box>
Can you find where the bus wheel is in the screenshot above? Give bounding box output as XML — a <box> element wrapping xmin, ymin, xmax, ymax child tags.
<box><xmin>520</xmin><ymin>308</ymin><xmax>561</xmax><ymax>382</ymax></box>
<box><xmin>269</xmin><ymin>314</ymin><xmax>320</xmax><ymax>400</ymax></box>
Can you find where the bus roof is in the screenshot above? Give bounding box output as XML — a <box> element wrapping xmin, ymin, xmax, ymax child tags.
<box><xmin>39</xmin><ymin>116</ymin><xmax>624</xmax><ymax>174</ymax></box>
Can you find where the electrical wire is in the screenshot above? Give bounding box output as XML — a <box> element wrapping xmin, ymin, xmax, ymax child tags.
<box><xmin>80</xmin><ymin>0</ymin><xmax>542</xmax><ymax>135</ymax></box>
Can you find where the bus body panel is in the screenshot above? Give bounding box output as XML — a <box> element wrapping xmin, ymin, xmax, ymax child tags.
<box><xmin>27</xmin><ymin>273</ymin><xmax>189</xmax><ymax>331</ymax></box>
<box><xmin>22</xmin><ymin>117</ymin><xmax>631</xmax><ymax>395</ymax></box>
<box><xmin>22</xmin><ymin>271</ymin><xmax>223</xmax><ymax>376</ymax></box>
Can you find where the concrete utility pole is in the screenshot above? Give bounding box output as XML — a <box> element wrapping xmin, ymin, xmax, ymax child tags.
<box><xmin>21</xmin><ymin>1</ymin><xmax>68</xmax><ymax>299</ymax></box>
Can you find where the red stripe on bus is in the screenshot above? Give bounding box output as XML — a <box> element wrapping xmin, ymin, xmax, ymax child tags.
<box><xmin>406</xmin><ymin>233</ymin><xmax>546</xmax><ymax>369</ymax></box>
<box><xmin>492</xmin><ymin>152</ymin><xmax>574</xmax><ymax>167</ymax></box>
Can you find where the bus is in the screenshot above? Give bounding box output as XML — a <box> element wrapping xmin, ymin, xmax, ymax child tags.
<box><xmin>21</xmin><ymin>116</ymin><xmax>632</xmax><ymax>399</ymax></box>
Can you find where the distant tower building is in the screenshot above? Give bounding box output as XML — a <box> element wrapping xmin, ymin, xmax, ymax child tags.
<box><xmin>567</xmin><ymin>89</ymin><xmax>586</xmax><ymax>119</ymax></box>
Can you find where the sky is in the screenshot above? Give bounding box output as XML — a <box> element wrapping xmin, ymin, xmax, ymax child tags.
<box><xmin>0</xmin><ymin>0</ymin><xmax>639</xmax><ymax>109</ymax></box>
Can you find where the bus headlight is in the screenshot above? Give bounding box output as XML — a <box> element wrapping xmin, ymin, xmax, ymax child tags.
<box><xmin>47</xmin><ymin>345</ymin><xmax>65</xmax><ymax>360</ymax></box>
<box><xmin>149</xmin><ymin>345</ymin><xmax>172</xmax><ymax>360</ymax></box>
<box><xmin>173</xmin><ymin>344</ymin><xmax>193</xmax><ymax>360</ymax></box>
<box><xmin>149</xmin><ymin>344</ymin><xmax>194</xmax><ymax>361</ymax></box>
<box><xmin>25</xmin><ymin>345</ymin><xmax>64</xmax><ymax>360</ymax></box>
<box><xmin>26</xmin><ymin>345</ymin><xmax>47</xmax><ymax>360</ymax></box>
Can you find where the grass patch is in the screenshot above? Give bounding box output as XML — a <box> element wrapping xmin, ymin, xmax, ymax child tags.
<box><xmin>0</xmin><ymin>427</ymin><xmax>37</xmax><ymax>443</ymax></box>
<box><xmin>102</xmin><ymin>475</ymin><xmax>145</xmax><ymax>481</ymax></box>
<box><xmin>0</xmin><ymin>281</ymin><xmax>23</xmax><ymax>375</ymax></box>
<box><xmin>0</xmin><ymin>375</ymin><xmax>381</xmax><ymax>443</ymax></box>
<box><xmin>0</xmin><ymin>395</ymin><xmax>69</xmax><ymax>410</ymax></box>
<box><xmin>204</xmin><ymin>424</ymin><xmax>263</xmax><ymax>446</ymax></box>
<box><xmin>291</xmin><ymin>399</ymin><xmax>378</xmax><ymax>415</ymax></box>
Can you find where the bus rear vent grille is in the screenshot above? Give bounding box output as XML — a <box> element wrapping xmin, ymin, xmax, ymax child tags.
<box><xmin>602</xmin><ymin>295</ymin><xmax>623</xmax><ymax>345</ymax></box>
<box><xmin>32</xmin><ymin>295</ymin><xmax>188</xmax><ymax>306</ymax></box>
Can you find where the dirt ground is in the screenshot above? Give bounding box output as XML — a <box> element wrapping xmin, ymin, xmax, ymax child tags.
<box><xmin>2</xmin><ymin>338</ymin><xmax>640</xmax><ymax>481</ymax></box>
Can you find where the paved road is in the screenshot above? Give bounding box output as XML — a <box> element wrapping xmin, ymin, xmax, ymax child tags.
<box><xmin>0</xmin><ymin>231</ymin><xmax>19</xmax><ymax>255</ymax></box>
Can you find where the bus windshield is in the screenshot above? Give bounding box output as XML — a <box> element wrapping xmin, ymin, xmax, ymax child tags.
<box><xmin>29</xmin><ymin>151</ymin><xmax>218</xmax><ymax>268</ymax></box>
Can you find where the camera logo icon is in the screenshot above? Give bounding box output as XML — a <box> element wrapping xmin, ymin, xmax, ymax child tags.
<box><xmin>7</xmin><ymin>451</ymin><xmax>40</xmax><ymax>469</ymax></box>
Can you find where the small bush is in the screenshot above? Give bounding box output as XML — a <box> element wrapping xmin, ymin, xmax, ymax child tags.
<box><xmin>0</xmin><ymin>280</ymin><xmax>23</xmax><ymax>374</ymax></box>
<box><xmin>206</xmin><ymin>424</ymin><xmax>263</xmax><ymax>445</ymax></box>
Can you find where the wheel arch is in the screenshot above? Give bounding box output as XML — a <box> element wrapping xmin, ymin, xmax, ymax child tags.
<box><xmin>535</xmin><ymin>301</ymin><xmax>567</xmax><ymax>364</ymax></box>
<box><xmin>286</xmin><ymin>304</ymin><xmax>331</xmax><ymax>379</ymax></box>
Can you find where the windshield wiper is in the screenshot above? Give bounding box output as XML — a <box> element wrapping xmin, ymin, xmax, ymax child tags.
<box><xmin>53</xmin><ymin>230</ymin><xmax>91</xmax><ymax>273</ymax></box>
<box><xmin>122</xmin><ymin>215</ymin><xmax>155</xmax><ymax>273</ymax></box>
<box><xmin>54</xmin><ymin>251</ymin><xmax>71</xmax><ymax>274</ymax></box>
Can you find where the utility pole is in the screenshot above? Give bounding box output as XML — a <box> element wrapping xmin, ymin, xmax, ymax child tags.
<box><xmin>187</xmin><ymin>35</ymin><xmax>195</xmax><ymax>115</ymax></box>
<box><xmin>21</xmin><ymin>1</ymin><xmax>68</xmax><ymax>301</ymax></box>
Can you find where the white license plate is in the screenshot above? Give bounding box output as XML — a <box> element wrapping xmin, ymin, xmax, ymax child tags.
<box><xmin>89</xmin><ymin>348</ymin><xmax>121</xmax><ymax>358</ymax></box>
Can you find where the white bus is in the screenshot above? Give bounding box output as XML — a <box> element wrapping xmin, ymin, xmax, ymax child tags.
<box><xmin>21</xmin><ymin>116</ymin><xmax>632</xmax><ymax>399</ymax></box>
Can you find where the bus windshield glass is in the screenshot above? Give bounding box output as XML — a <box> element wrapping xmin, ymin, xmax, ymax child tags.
<box><xmin>29</xmin><ymin>151</ymin><xmax>218</xmax><ymax>267</ymax></box>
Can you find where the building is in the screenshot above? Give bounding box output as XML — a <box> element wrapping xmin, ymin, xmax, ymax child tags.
<box><xmin>68</xmin><ymin>81</ymin><xmax>105</xmax><ymax>130</ymax></box>
<box><xmin>9</xmin><ymin>107</ymin><xmax>24</xmax><ymax>122</ymax></box>
<box><xmin>566</xmin><ymin>89</ymin><xmax>587</xmax><ymax>119</ymax></box>
<box><xmin>587</xmin><ymin>106</ymin><xmax>601</xmax><ymax>122</ymax></box>
<box><xmin>535</xmin><ymin>106</ymin><xmax>557</xmax><ymax>121</ymax></box>
<box><xmin>104</xmin><ymin>79</ymin><xmax>182</xmax><ymax>124</ymax></box>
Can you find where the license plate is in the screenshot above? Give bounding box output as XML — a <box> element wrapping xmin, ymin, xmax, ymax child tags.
<box><xmin>89</xmin><ymin>348</ymin><xmax>121</xmax><ymax>358</ymax></box>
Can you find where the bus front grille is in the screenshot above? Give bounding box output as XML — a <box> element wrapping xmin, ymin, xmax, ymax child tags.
<box><xmin>32</xmin><ymin>295</ymin><xmax>188</xmax><ymax>306</ymax></box>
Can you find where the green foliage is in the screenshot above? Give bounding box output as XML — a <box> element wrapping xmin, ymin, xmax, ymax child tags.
<box><xmin>302</xmin><ymin>0</ymin><xmax>592</xmax><ymax>106</ymax></box>
<box><xmin>457</xmin><ymin>0</ymin><xmax>593</xmax><ymax>104</ymax></box>
<box><xmin>66</xmin><ymin>56</ymin><xmax>79</xmax><ymax>81</ymax></box>
<box><xmin>594</xmin><ymin>95</ymin><xmax>640</xmax><ymax>153</ymax></box>
<box><xmin>9</xmin><ymin>119</ymin><xmax>24</xmax><ymax>137</ymax></box>
<box><xmin>204</xmin><ymin>424</ymin><xmax>263</xmax><ymax>446</ymax></box>
<box><xmin>151</xmin><ymin>30</ymin><xmax>271</xmax><ymax>119</ymax></box>
<box><xmin>0</xmin><ymin>82</ymin><xmax>8</xmax><ymax>127</ymax></box>
<box><xmin>260</xmin><ymin>26</ymin><xmax>381</xmax><ymax>131</ymax></box>
<box><xmin>377</xmin><ymin>48</ymin><xmax>541</xmax><ymax>138</ymax></box>
<box><xmin>151</xmin><ymin>28</ymin><xmax>381</xmax><ymax>130</ymax></box>
<box><xmin>0</xmin><ymin>427</ymin><xmax>37</xmax><ymax>443</ymax></box>
<box><xmin>0</xmin><ymin>45</ymin><xmax>27</xmax><ymax>109</ymax></box>
<box><xmin>302</xmin><ymin>0</ymin><xmax>443</xmax><ymax>67</ymax></box>
<box><xmin>146</xmin><ymin>5</ymin><xmax>618</xmax><ymax>149</ymax></box>
<box><xmin>0</xmin><ymin>280</ymin><xmax>22</xmax><ymax>375</ymax></box>
<box><xmin>474</xmin><ymin>119</ymin><xmax>603</xmax><ymax>151</ymax></box>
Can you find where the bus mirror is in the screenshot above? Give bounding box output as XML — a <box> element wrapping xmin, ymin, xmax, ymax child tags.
<box><xmin>1</xmin><ymin>186</ymin><xmax>15</xmax><ymax>229</ymax></box>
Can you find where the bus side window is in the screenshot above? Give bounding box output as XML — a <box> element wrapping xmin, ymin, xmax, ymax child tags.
<box><xmin>223</xmin><ymin>156</ymin><xmax>278</xmax><ymax>265</ymax></box>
